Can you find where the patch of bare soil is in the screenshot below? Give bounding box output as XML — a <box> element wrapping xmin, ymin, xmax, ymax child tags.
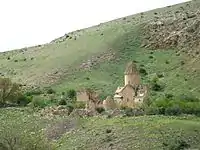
<box><xmin>45</xmin><ymin>117</ymin><xmax>78</xmax><ymax>141</ymax></box>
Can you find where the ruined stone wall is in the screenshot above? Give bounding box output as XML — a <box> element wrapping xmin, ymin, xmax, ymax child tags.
<box><xmin>103</xmin><ymin>96</ymin><xmax>117</xmax><ymax>110</ymax></box>
<box><xmin>76</xmin><ymin>91</ymin><xmax>89</xmax><ymax>102</ymax></box>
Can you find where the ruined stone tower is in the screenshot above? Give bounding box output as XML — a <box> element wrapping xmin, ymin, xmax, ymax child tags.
<box><xmin>124</xmin><ymin>61</ymin><xmax>140</xmax><ymax>86</ymax></box>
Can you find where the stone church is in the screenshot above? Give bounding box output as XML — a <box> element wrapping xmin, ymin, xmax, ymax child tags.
<box><xmin>112</xmin><ymin>61</ymin><xmax>148</xmax><ymax>108</ymax></box>
<box><xmin>76</xmin><ymin>61</ymin><xmax>148</xmax><ymax>110</ymax></box>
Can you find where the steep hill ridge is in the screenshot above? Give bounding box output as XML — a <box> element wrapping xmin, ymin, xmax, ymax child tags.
<box><xmin>0</xmin><ymin>0</ymin><xmax>200</xmax><ymax>99</ymax></box>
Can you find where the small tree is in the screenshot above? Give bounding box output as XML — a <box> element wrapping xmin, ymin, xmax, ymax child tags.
<box><xmin>0</xmin><ymin>77</ymin><xmax>21</xmax><ymax>106</ymax></box>
<box><xmin>66</xmin><ymin>89</ymin><xmax>76</xmax><ymax>100</ymax></box>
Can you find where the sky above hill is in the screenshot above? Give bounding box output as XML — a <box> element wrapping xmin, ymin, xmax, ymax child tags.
<box><xmin>0</xmin><ymin>0</ymin><xmax>189</xmax><ymax>52</ymax></box>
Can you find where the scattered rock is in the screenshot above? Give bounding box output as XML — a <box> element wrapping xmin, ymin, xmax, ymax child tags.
<box><xmin>141</xmin><ymin>9</ymin><xmax>200</xmax><ymax>57</ymax></box>
<box><xmin>45</xmin><ymin>118</ymin><xmax>78</xmax><ymax>140</ymax></box>
<box><xmin>40</xmin><ymin>106</ymin><xmax>68</xmax><ymax>118</ymax></box>
<box><xmin>70</xmin><ymin>109</ymin><xmax>99</xmax><ymax>117</ymax></box>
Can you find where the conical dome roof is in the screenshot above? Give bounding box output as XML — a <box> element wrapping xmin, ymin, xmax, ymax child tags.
<box><xmin>124</xmin><ymin>61</ymin><xmax>138</xmax><ymax>75</ymax></box>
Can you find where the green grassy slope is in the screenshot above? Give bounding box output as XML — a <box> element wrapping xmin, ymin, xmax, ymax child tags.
<box><xmin>1</xmin><ymin>108</ymin><xmax>200</xmax><ymax>150</ymax></box>
<box><xmin>0</xmin><ymin>0</ymin><xmax>200</xmax><ymax>100</ymax></box>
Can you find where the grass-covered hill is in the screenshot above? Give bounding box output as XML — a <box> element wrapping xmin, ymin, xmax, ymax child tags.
<box><xmin>1</xmin><ymin>108</ymin><xmax>200</xmax><ymax>150</ymax></box>
<box><xmin>1</xmin><ymin>1</ymin><xmax>200</xmax><ymax>150</ymax></box>
<box><xmin>0</xmin><ymin>0</ymin><xmax>200</xmax><ymax>100</ymax></box>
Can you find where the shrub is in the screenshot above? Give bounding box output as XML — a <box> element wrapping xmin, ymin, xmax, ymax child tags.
<box><xmin>151</xmin><ymin>82</ymin><xmax>164</xmax><ymax>91</ymax></box>
<box><xmin>147</xmin><ymin>98</ymin><xmax>200</xmax><ymax>116</ymax></box>
<box><xmin>85</xmin><ymin>77</ymin><xmax>90</xmax><ymax>80</ymax></box>
<box><xmin>139</xmin><ymin>68</ymin><xmax>148</xmax><ymax>76</ymax></box>
<box><xmin>106</xmin><ymin>129</ymin><xmax>112</xmax><ymax>134</ymax></box>
<box><xmin>150</xmin><ymin>77</ymin><xmax>165</xmax><ymax>92</ymax></box>
<box><xmin>58</xmin><ymin>99</ymin><xmax>67</xmax><ymax>105</ymax></box>
<box><xmin>31</xmin><ymin>97</ymin><xmax>47</xmax><ymax>108</ymax></box>
<box><xmin>96</xmin><ymin>107</ymin><xmax>105</xmax><ymax>114</ymax></box>
<box><xmin>149</xmin><ymin>55</ymin><xmax>154</xmax><ymax>59</ymax></box>
<box><xmin>66</xmin><ymin>89</ymin><xmax>76</xmax><ymax>100</ymax></box>
<box><xmin>16</xmin><ymin>95</ymin><xmax>32</xmax><ymax>106</ymax></box>
<box><xmin>165</xmin><ymin>60</ymin><xmax>170</xmax><ymax>64</ymax></box>
<box><xmin>165</xmin><ymin>105</ymin><xmax>181</xmax><ymax>116</ymax></box>
<box><xmin>46</xmin><ymin>88</ymin><xmax>56</xmax><ymax>94</ymax></box>
<box><xmin>178</xmin><ymin>94</ymin><xmax>199</xmax><ymax>102</ymax></box>
<box><xmin>157</xmin><ymin>73</ymin><xmax>164</xmax><ymax>78</ymax></box>
<box><xmin>61</xmin><ymin>92</ymin><xmax>65</xmax><ymax>95</ymax></box>
<box><xmin>150</xmin><ymin>51</ymin><xmax>154</xmax><ymax>54</ymax></box>
<box><xmin>181</xmin><ymin>60</ymin><xmax>185</xmax><ymax>65</ymax></box>
<box><xmin>165</xmin><ymin>93</ymin><xmax>174</xmax><ymax>100</ymax></box>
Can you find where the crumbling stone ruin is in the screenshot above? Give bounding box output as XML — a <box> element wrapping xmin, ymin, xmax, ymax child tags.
<box><xmin>76</xmin><ymin>61</ymin><xmax>148</xmax><ymax>111</ymax></box>
<box><xmin>76</xmin><ymin>88</ymin><xmax>102</xmax><ymax>111</ymax></box>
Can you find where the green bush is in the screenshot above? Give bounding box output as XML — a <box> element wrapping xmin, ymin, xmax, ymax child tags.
<box><xmin>16</xmin><ymin>95</ymin><xmax>32</xmax><ymax>106</ymax></box>
<box><xmin>66</xmin><ymin>89</ymin><xmax>76</xmax><ymax>100</ymax></box>
<box><xmin>95</xmin><ymin>107</ymin><xmax>105</xmax><ymax>114</ymax></box>
<box><xmin>150</xmin><ymin>77</ymin><xmax>165</xmax><ymax>92</ymax></box>
<box><xmin>31</xmin><ymin>97</ymin><xmax>48</xmax><ymax>108</ymax></box>
<box><xmin>178</xmin><ymin>94</ymin><xmax>199</xmax><ymax>102</ymax></box>
<box><xmin>139</xmin><ymin>68</ymin><xmax>148</xmax><ymax>76</ymax></box>
<box><xmin>157</xmin><ymin>73</ymin><xmax>164</xmax><ymax>78</ymax></box>
<box><xmin>165</xmin><ymin>105</ymin><xmax>181</xmax><ymax>115</ymax></box>
<box><xmin>165</xmin><ymin>93</ymin><xmax>174</xmax><ymax>100</ymax></box>
<box><xmin>147</xmin><ymin>98</ymin><xmax>200</xmax><ymax>116</ymax></box>
<box><xmin>58</xmin><ymin>99</ymin><xmax>67</xmax><ymax>105</ymax></box>
<box><xmin>46</xmin><ymin>88</ymin><xmax>56</xmax><ymax>94</ymax></box>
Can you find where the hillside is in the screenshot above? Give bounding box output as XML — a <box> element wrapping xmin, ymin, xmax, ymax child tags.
<box><xmin>1</xmin><ymin>1</ymin><xmax>200</xmax><ymax>150</ymax></box>
<box><xmin>0</xmin><ymin>0</ymin><xmax>200</xmax><ymax>100</ymax></box>
<box><xmin>1</xmin><ymin>108</ymin><xmax>200</xmax><ymax>150</ymax></box>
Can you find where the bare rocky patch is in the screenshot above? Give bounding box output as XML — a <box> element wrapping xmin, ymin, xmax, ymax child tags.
<box><xmin>141</xmin><ymin>9</ymin><xmax>200</xmax><ymax>57</ymax></box>
<box><xmin>45</xmin><ymin>117</ymin><xmax>78</xmax><ymax>141</ymax></box>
